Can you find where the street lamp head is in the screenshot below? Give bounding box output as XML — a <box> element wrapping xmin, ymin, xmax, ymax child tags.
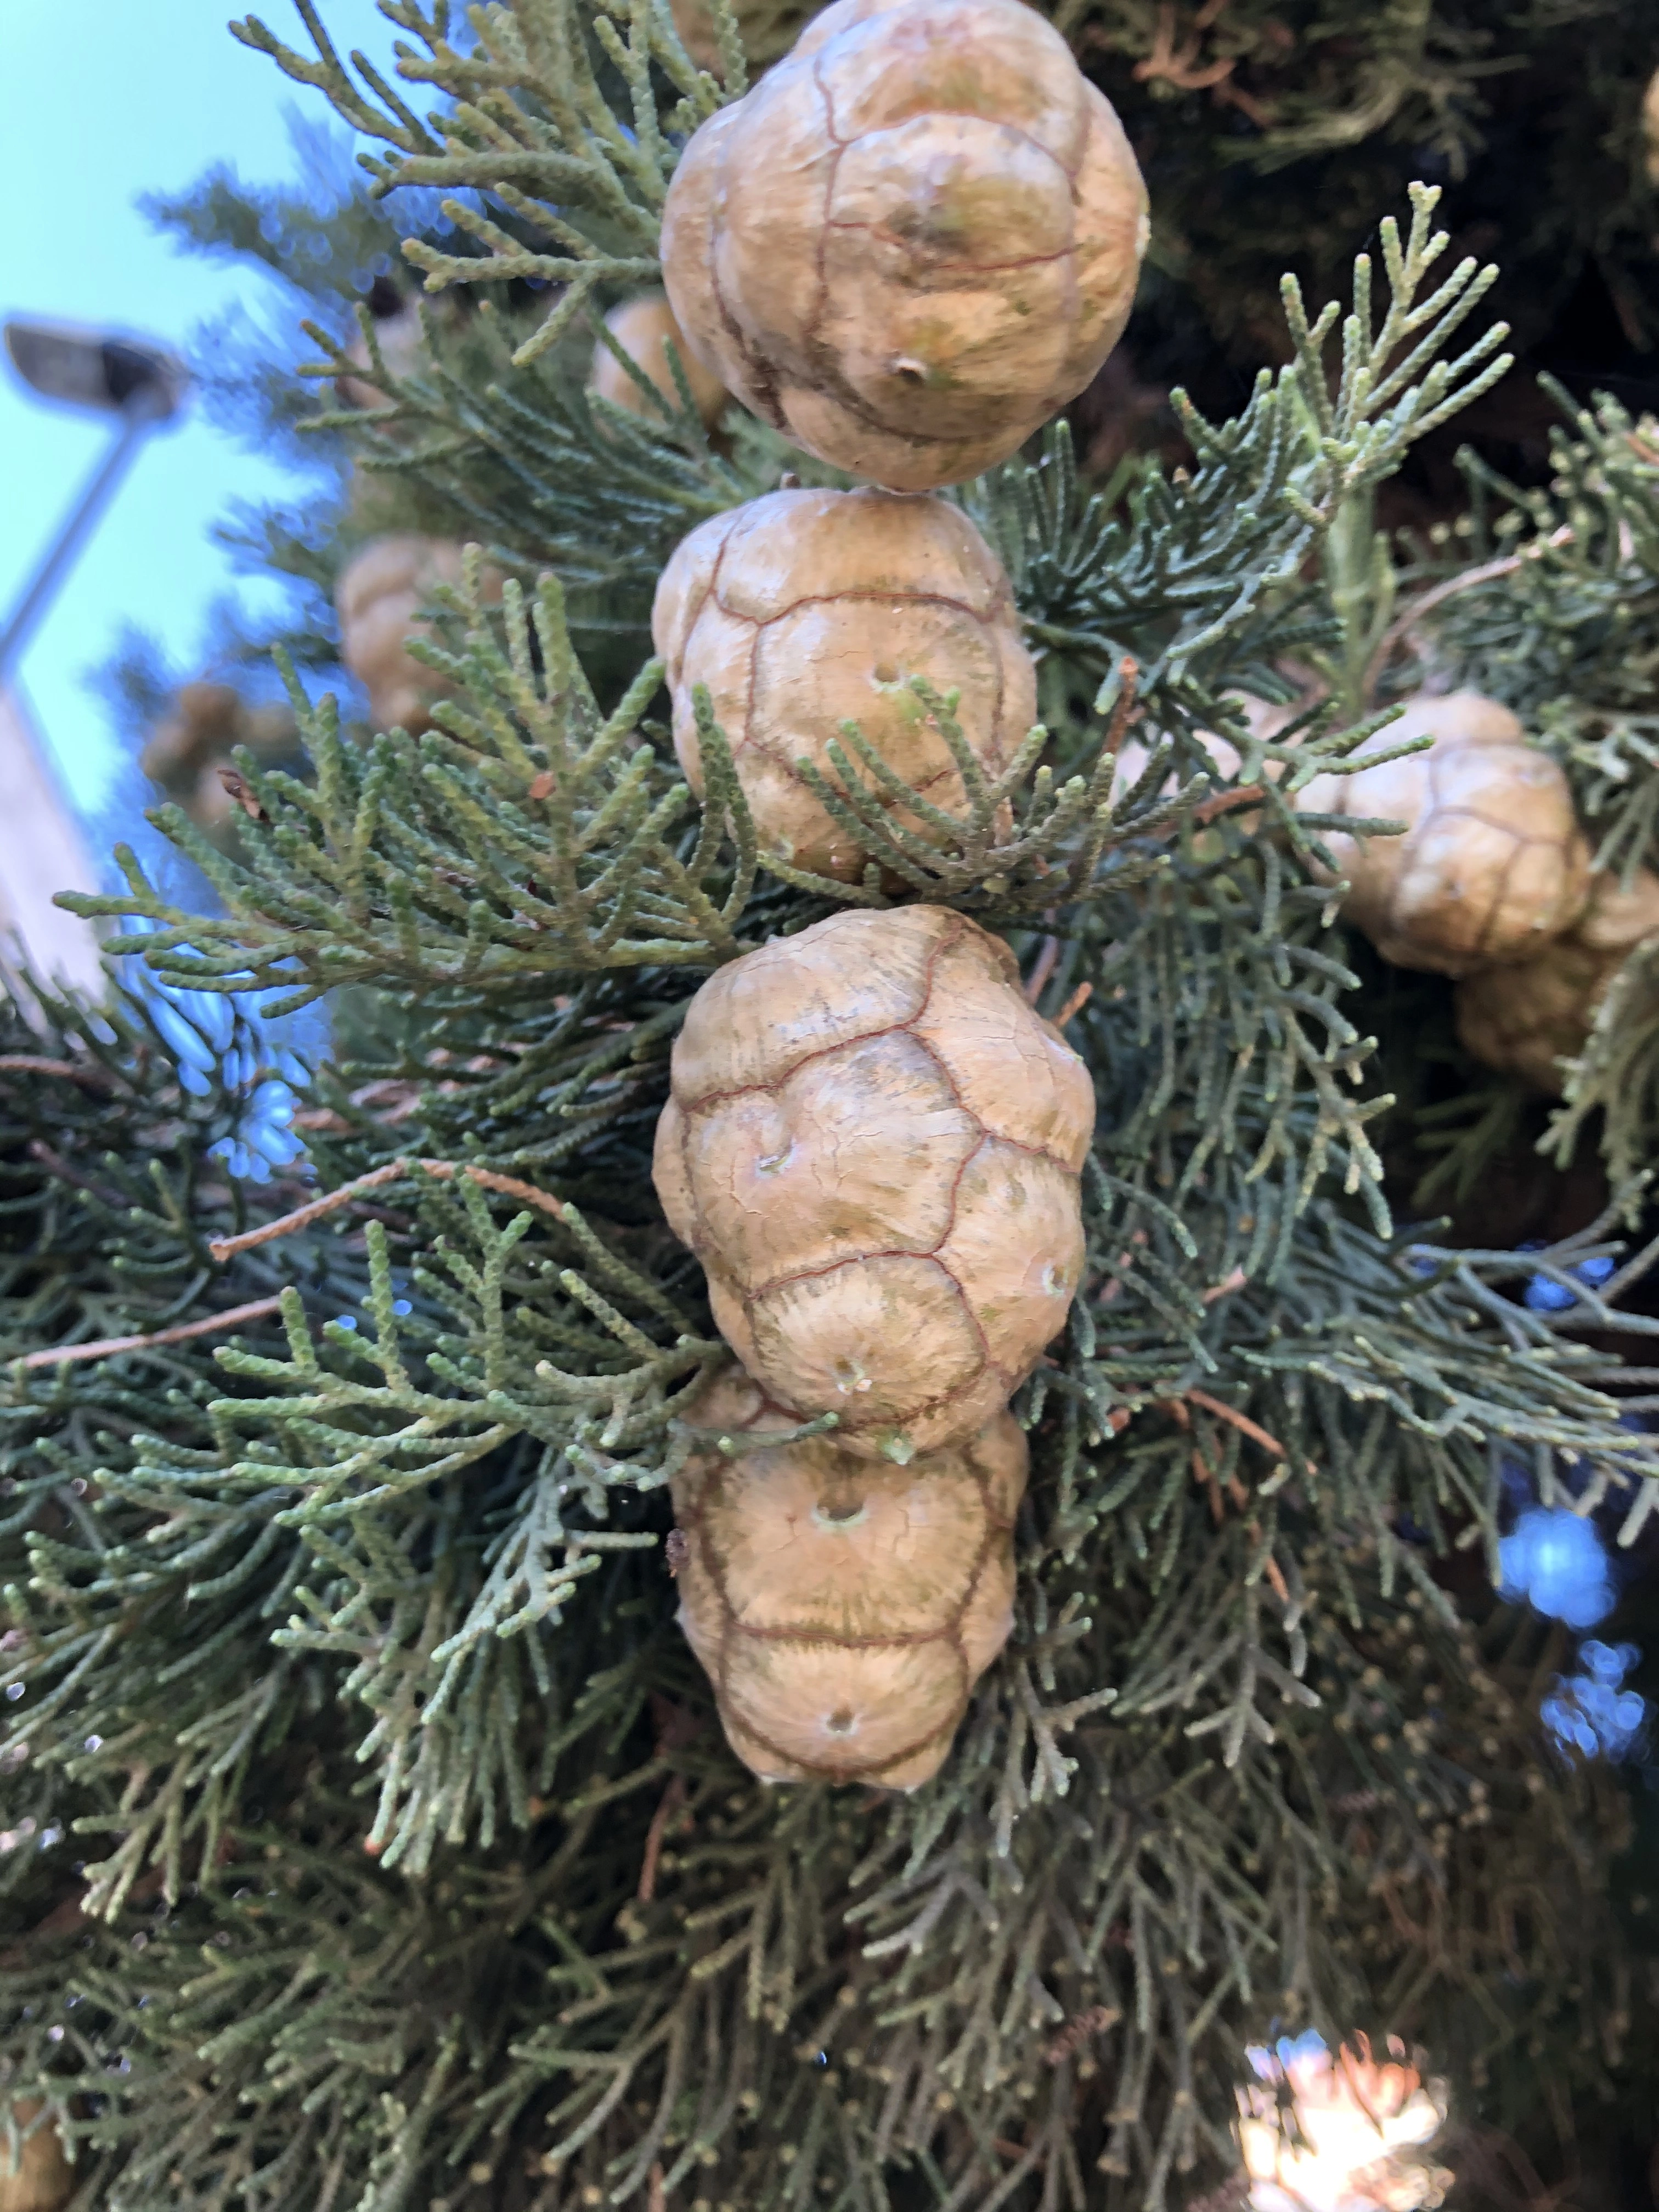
<box><xmin>3</xmin><ymin>319</ymin><xmax>188</xmax><ymax>424</ymax></box>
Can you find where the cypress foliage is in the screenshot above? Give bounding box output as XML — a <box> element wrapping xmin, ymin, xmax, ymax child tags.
<box><xmin>5</xmin><ymin>3</ymin><xmax>1659</xmax><ymax>2207</ymax></box>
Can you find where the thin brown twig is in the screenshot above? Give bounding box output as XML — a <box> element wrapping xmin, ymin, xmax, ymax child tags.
<box><xmin>1359</xmin><ymin>540</ymin><xmax>1575</xmax><ymax>707</ymax></box>
<box><xmin>1044</xmin><ymin>2004</ymin><xmax>1121</xmax><ymax>2067</ymax></box>
<box><xmin>1192</xmin><ymin>782</ymin><xmax>1267</xmax><ymax>826</ymax></box>
<box><xmin>1023</xmin><ymin>935</ymin><xmax>1061</xmax><ymax>1006</ymax></box>
<box><xmin>0</xmin><ymin>1055</ymin><xmax>115</xmax><ymax>1088</ymax></box>
<box><xmin>636</xmin><ymin>1775</ymin><xmax>687</xmax><ymax>1904</ymax></box>
<box><xmin>1253</xmin><ymin>1529</ymin><xmax>1290</xmax><ymax>1606</ymax></box>
<box><xmin>206</xmin><ymin>1158</ymin><xmax>569</xmax><ymax>1262</ymax></box>
<box><xmin>1054</xmin><ymin>980</ymin><xmax>1093</xmax><ymax>1026</ymax></box>
<box><xmin>1184</xmin><ymin>1387</ymin><xmax>1286</xmax><ymax>1459</ymax></box>
<box><xmin>16</xmin><ymin>1295</ymin><xmax>285</xmax><ymax>1372</ymax></box>
<box><xmin>1101</xmin><ymin>657</ymin><xmax>1141</xmax><ymax>761</ymax></box>
<box><xmin>1190</xmin><ymin>1440</ymin><xmax>1226</xmax><ymax>1524</ymax></box>
<box><xmin>27</xmin><ymin>1140</ymin><xmax>127</xmax><ymax>1211</ymax></box>
<box><xmin>1132</xmin><ymin>0</ymin><xmax>1237</xmax><ymax>91</ymax></box>
<box><xmin>1202</xmin><ymin>1265</ymin><xmax>1249</xmax><ymax>1305</ymax></box>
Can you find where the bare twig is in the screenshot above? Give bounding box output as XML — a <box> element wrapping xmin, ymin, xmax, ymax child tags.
<box><xmin>17</xmin><ymin>1295</ymin><xmax>284</xmax><ymax>1371</ymax></box>
<box><xmin>1023</xmin><ymin>935</ymin><xmax>1061</xmax><ymax>1006</ymax></box>
<box><xmin>1192</xmin><ymin>782</ymin><xmax>1267</xmax><ymax>826</ymax></box>
<box><xmin>637</xmin><ymin>1776</ymin><xmax>687</xmax><ymax>1904</ymax></box>
<box><xmin>1184</xmin><ymin>1388</ymin><xmax>1287</xmax><ymax>1460</ymax></box>
<box><xmin>1132</xmin><ymin>0</ymin><xmax>1235</xmax><ymax>92</ymax></box>
<box><xmin>0</xmin><ymin>1055</ymin><xmax>115</xmax><ymax>1088</ymax></box>
<box><xmin>207</xmin><ymin>1158</ymin><xmax>569</xmax><ymax>1262</ymax></box>
<box><xmin>1045</xmin><ymin>2004</ymin><xmax>1122</xmax><ymax>2066</ymax></box>
<box><xmin>1359</xmin><ymin>540</ymin><xmax>1576</xmax><ymax>707</ymax></box>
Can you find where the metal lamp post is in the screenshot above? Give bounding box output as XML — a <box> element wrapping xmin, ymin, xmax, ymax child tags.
<box><xmin>0</xmin><ymin>320</ymin><xmax>189</xmax><ymax>998</ymax></box>
<box><xmin>0</xmin><ymin>321</ymin><xmax>189</xmax><ymax>681</ymax></box>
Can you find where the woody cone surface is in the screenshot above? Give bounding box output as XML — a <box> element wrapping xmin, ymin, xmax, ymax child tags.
<box><xmin>1296</xmin><ymin>691</ymin><xmax>1590</xmax><ymax>975</ymax></box>
<box><xmin>590</xmin><ymin>293</ymin><xmax>729</xmax><ymax>427</ymax></box>
<box><xmin>1457</xmin><ymin>867</ymin><xmax>1659</xmax><ymax>1093</ymax></box>
<box><xmin>672</xmin><ymin>1370</ymin><xmax>1027</xmax><ymax>1786</ymax></box>
<box><xmin>139</xmin><ymin>680</ymin><xmax>298</xmax><ymax>837</ymax></box>
<box><xmin>652</xmin><ymin>486</ymin><xmax>1036</xmax><ymax>878</ymax></box>
<box><xmin>334</xmin><ymin>300</ymin><xmax>425</xmax><ymax>413</ymax></box>
<box><xmin>659</xmin><ymin>0</ymin><xmax>1149</xmax><ymax>490</ymax></box>
<box><xmin>0</xmin><ymin>2104</ymin><xmax>72</xmax><ymax>2212</ymax></box>
<box><xmin>653</xmin><ymin>906</ymin><xmax>1094</xmax><ymax>1459</ymax></box>
<box><xmin>336</xmin><ymin>536</ymin><xmax>466</xmax><ymax>737</ymax></box>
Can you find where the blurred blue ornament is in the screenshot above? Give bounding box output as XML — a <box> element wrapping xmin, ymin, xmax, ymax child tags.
<box><xmin>1542</xmin><ymin>1639</ymin><xmax>1647</xmax><ymax>1762</ymax></box>
<box><xmin>1246</xmin><ymin>2028</ymin><xmax>1329</xmax><ymax>2081</ymax></box>
<box><xmin>1522</xmin><ymin>1250</ymin><xmax>1616</xmax><ymax>1312</ymax></box>
<box><xmin>1498</xmin><ymin>1506</ymin><xmax>1615</xmax><ymax>1628</ymax></box>
<box><xmin>118</xmin><ymin>924</ymin><xmax>322</xmax><ymax>1184</ymax></box>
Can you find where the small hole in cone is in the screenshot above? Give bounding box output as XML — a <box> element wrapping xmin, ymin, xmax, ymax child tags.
<box><xmin>814</xmin><ymin>1498</ymin><xmax>867</xmax><ymax>1529</ymax></box>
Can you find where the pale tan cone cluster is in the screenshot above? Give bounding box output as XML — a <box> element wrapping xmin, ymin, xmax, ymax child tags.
<box><xmin>1295</xmin><ymin>691</ymin><xmax>1591</xmax><ymax>977</ymax></box>
<box><xmin>1455</xmin><ymin>866</ymin><xmax>1659</xmax><ymax>1093</ymax></box>
<box><xmin>652</xmin><ymin>485</ymin><xmax>1037</xmax><ymax>878</ymax></box>
<box><xmin>335</xmin><ymin>536</ymin><xmax>503</xmax><ymax>737</ymax></box>
<box><xmin>655</xmin><ymin>906</ymin><xmax>1094</xmax><ymax>1471</ymax></box>
<box><xmin>589</xmin><ymin>294</ymin><xmax>729</xmax><ymax>428</ymax></box>
<box><xmin>650</xmin><ymin>0</ymin><xmax>1118</xmax><ymax>1784</ymax></box>
<box><xmin>333</xmin><ymin>299</ymin><xmax>425</xmax><ymax>414</ymax></box>
<box><xmin>139</xmin><ymin>680</ymin><xmax>297</xmax><ymax>836</ymax></box>
<box><xmin>0</xmin><ymin>2103</ymin><xmax>72</xmax><ymax>2212</ymax></box>
<box><xmin>658</xmin><ymin>0</ymin><xmax>1149</xmax><ymax>492</ymax></box>
<box><xmin>672</xmin><ymin>1370</ymin><xmax>1028</xmax><ymax>1786</ymax></box>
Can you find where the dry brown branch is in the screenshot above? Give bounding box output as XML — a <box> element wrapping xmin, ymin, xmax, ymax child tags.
<box><xmin>1045</xmin><ymin>2004</ymin><xmax>1123</xmax><ymax>2067</ymax></box>
<box><xmin>1193</xmin><ymin>781</ymin><xmax>1268</xmax><ymax>826</ymax></box>
<box><xmin>1023</xmin><ymin>934</ymin><xmax>1061</xmax><ymax>1006</ymax></box>
<box><xmin>206</xmin><ymin>1158</ymin><xmax>569</xmax><ymax>1262</ymax></box>
<box><xmin>636</xmin><ymin>1776</ymin><xmax>688</xmax><ymax>1904</ymax></box>
<box><xmin>1359</xmin><ymin>533</ymin><xmax>1573</xmax><ymax>707</ymax></box>
<box><xmin>27</xmin><ymin>1140</ymin><xmax>127</xmax><ymax>1210</ymax></box>
<box><xmin>1101</xmin><ymin>657</ymin><xmax>1141</xmax><ymax>761</ymax></box>
<box><xmin>1132</xmin><ymin>0</ymin><xmax>1237</xmax><ymax>92</ymax></box>
<box><xmin>16</xmin><ymin>1294</ymin><xmax>284</xmax><ymax>1372</ymax></box>
<box><xmin>0</xmin><ymin>1055</ymin><xmax>115</xmax><ymax>1087</ymax></box>
<box><xmin>1184</xmin><ymin>1387</ymin><xmax>1286</xmax><ymax>1459</ymax></box>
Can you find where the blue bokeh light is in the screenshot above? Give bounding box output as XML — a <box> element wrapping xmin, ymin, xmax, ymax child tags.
<box><xmin>1498</xmin><ymin>1506</ymin><xmax>1615</xmax><ymax>1629</ymax></box>
<box><xmin>1542</xmin><ymin>1641</ymin><xmax>1647</xmax><ymax>1762</ymax></box>
<box><xmin>1523</xmin><ymin>1251</ymin><xmax>1616</xmax><ymax>1312</ymax></box>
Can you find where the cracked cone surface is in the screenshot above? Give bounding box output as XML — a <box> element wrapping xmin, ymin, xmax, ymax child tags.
<box><xmin>672</xmin><ymin>1369</ymin><xmax>1027</xmax><ymax>1785</ymax></box>
<box><xmin>659</xmin><ymin>0</ymin><xmax>1148</xmax><ymax>490</ymax></box>
<box><xmin>1296</xmin><ymin>691</ymin><xmax>1590</xmax><ymax>976</ymax></box>
<box><xmin>336</xmin><ymin>535</ymin><xmax>465</xmax><ymax>737</ymax></box>
<box><xmin>653</xmin><ymin>905</ymin><xmax>1094</xmax><ymax>1457</ymax></box>
<box><xmin>652</xmin><ymin>486</ymin><xmax>1036</xmax><ymax>878</ymax></box>
<box><xmin>1456</xmin><ymin>866</ymin><xmax>1659</xmax><ymax>1093</ymax></box>
<box><xmin>590</xmin><ymin>292</ymin><xmax>729</xmax><ymax>427</ymax></box>
<box><xmin>0</xmin><ymin>2104</ymin><xmax>72</xmax><ymax>2212</ymax></box>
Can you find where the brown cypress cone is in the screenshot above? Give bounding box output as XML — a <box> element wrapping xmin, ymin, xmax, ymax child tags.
<box><xmin>651</xmin><ymin>484</ymin><xmax>1036</xmax><ymax>879</ymax></box>
<box><xmin>672</xmin><ymin>1368</ymin><xmax>1027</xmax><ymax>1787</ymax></box>
<box><xmin>1295</xmin><ymin>691</ymin><xmax>1590</xmax><ymax>976</ymax></box>
<box><xmin>658</xmin><ymin>0</ymin><xmax>1149</xmax><ymax>490</ymax></box>
<box><xmin>0</xmin><ymin>2103</ymin><xmax>73</xmax><ymax>2212</ymax></box>
<box><xmin>336</xmin><ymin>535</ymin><xmax>465</xmax><ymax>737</ymax></box>
<box><xmin>589</xmin><ymin>292</ymin><xmax>729</xmax><ymax>427</ymax></box>
<box><xmin>1455</xmin><ymin>867</ymin><xmax>1659</xmax><ymax>1092</ymax></box>
<box><xmin>653</xmin><ymin>905</ymin><xmax>1095</xmax><ymax>1460</ymax></box>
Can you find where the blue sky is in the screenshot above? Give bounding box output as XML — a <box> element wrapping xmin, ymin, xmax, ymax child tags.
<box><xmin>1</xmin><ymin>2</ymin><xmax>400</xmax><ymax>836</ymax></box>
